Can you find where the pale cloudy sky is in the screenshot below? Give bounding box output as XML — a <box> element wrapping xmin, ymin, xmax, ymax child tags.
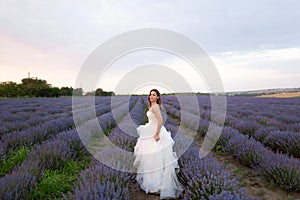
<box><xmin>0</xmin><ymin>0</ymin><xmax>299</xmax><ymax>94</ymax></box>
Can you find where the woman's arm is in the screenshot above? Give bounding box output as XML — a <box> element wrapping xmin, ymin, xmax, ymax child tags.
<box><xmin>152</xmin><ymin>104</ymin><xmax>163</xmax><ymax>141</ymax></box>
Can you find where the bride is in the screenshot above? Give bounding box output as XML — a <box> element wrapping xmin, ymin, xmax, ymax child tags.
<box><xmin>133</xmin><ymin>89</ymin><xmax>183</xmax><ymax>199</ymax></box>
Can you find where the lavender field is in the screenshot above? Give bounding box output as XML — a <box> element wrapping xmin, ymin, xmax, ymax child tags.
<box><xmin>0</xmin><ymin>96</ymin><xmax>300</xmax><ymax>200</ymax></box>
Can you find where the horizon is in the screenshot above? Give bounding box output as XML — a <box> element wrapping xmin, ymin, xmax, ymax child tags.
<box><xmin>1</xmin><ymin>75</ymin><xmax>299</xmax><ymax>96</ymax></box>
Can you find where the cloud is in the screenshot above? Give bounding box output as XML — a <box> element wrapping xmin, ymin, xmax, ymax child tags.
<box><xmin>1</xmin><ymin>0</ymin><xmax>299</xmax><ymax>54</ymax></box>
<box><xmin>212</xmin><ymin>47</ymin><xmax>300</xmax><ymax>91</ymax></box>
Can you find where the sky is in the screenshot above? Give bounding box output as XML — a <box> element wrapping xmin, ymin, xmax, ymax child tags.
<box><xmin>0</xmin><ymin>0</ymin><xmax>299</xmax><ymax>94</ymax></box>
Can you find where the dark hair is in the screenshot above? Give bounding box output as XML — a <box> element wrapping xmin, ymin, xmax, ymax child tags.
<box><xmin>148</xmin><ymin>89</ymin><xmax>162</xmax><ymax>109</ymax></box>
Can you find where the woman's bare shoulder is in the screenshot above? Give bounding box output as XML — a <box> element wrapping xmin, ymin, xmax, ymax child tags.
<box><xmin>152</xmin><ymin>103</ymin><xmax>160</xmax><ymax>109</ymax></box>
<box><xmin>151</xmin><ymin>104</ymin><xmax>161</xmax><ymax>112</ymax></box>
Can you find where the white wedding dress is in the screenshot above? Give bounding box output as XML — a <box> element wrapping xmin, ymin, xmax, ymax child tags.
<box><xmin>133</xmin><ymin>110</ymin><xmax>183</xmax><ymax>199</ymax></box>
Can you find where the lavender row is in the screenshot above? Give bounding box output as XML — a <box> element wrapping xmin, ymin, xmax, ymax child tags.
<box><xmin>0</xmin><ymin>97</ymin><xmax>134</xmax><ymax>181</ymax></box>
<box><xmin>96</xmin><ymin>96</ymin><xmax>139</xmax><ymax>133</ymax></box>
<box><xmin>235</xmin><ymin>120</ymin><xmax>300</xmax><ymax>158</ymax></box>
<box><xmin>196</xmin><ymin>96</ymin><xmax>299</xmax><ymax>133</ymax></box>
<box><xmin>109</xmin><ymin>96</ymin><xmax>145</xmax><ymax>152</ymax></box>
<box><xmin>0</xmin><ymin>97</ymin><xmax>113</xmax><ymax>136</ymax></box>
<box><xmin>0</xmin><ymin>116</ymin><xmax>75</xmax><ymax>161</ymax></box>
<box><xmin>63</xmin><ymin>160</ymin><xmax>131</xmax><ymax>200</ymax></box>
<box><xmin>73</xmin><ymin>100</ymin><xmax>119</xmax><ymax>126</ymax></box>
<box><xmin>198</xmin><ymin>96</ymin><xmax>300</xmax><ymax>125</ymax></box>
<box><xmin>0</xmin><ymin>96</ymin><xmax>139</xmax><ymax>199</ymax></box>
<box><xmin>79</xmin><ymin>96</ymin><xmax>141</xmax><ymax>153</ymax></box>
<box><xmin>0</xmin><ymin>97</ymin><xmax>133</xmax><ymax>161</ymax></box>
<box><xmin>129</xmin><ymin>97</ymin><xmax>146</xmax><ymax>125</ymax></box>
<box><xmin>0</xmin><ymin>98</ymin><xmax>73</xmax><ymax>122</ymax></box>
<box><xmin>165</xmin><ymin>96</ymin><xmax>300</xmax><ymax>160</ymax></box>
<box><xmin>178</xmin><ymin>144</ymin><xmax>250</xmax><ymax>199</ymax></box>
<box><xmin>164</xmin><ymin>96</ymin><xmax>300</xmax><ymax>191</ymax></box>
<box><xmin>68</xmin><ymin>97</ymin><xmax>140</xmax><ymax>154</ymax></box>
<box><xmin>157</xmin><ymin>97</ymin><xmax>252</xmax><ymax>199</ymax></box>
<box><xmin>217</xmin><ymin>126</ymin><xmax>300</xmax><ymax>191</ymax></box>
<box><xmin>0</xmin><ymin>114</ymin><xmax>67</xmax><ymax>136</ymax></box>
<box><xmin>0</xmin><ymin>129</ymin><xmax>89</xmax><ymax>199</ymax></box>
<box><xmin>0</xmin><ymin>109</ymin><xmax>72</xmax><ymax>137</ymax></box>
<box><xmin>0</xmin><ymin>96</ymin><xmax>125</xmax><ymax>130</ymax></box>
<box><xmin>63</xmin><ymin>97</ymin><xmax>145</xmax><ymax>199</ymax></box>
<box><xmin>0</xmin><ymin>98</ymin><xmax>73</xmax><ymax>114</ymax></box>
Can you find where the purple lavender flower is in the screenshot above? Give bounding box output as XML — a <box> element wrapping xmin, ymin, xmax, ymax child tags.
<box><xmin>263</xmin><ymin>131</ymin><xmax>300</xmax><ymax>158</ymax></box>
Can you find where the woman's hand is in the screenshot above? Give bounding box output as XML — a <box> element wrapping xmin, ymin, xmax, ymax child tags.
<box><xmin>154</xmin><ymin>133</ymin><xmax>160</xmax><ymax>142</ymax></box>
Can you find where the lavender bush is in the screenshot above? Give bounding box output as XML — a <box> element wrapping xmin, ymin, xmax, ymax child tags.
<box><xmin>258</xmin><ymin>151</ymin><xmax>300</xmax><ymax>191</ymax></box>
<box><xmin>63</xmin><ymin>161</ymin><xmax>130</xmax><ymax>200</ymax></box>
<box><xmin>0</xmin><ymin>129</ymin><xmax>89</xmax><ymax>199</ymax></box>
<box><xmin>263</xmin><ymin>131</ymin><xmax>300</xmax><ymax>158</ymax></box>
<box><xmin>178</xmin><ymin>142</ymin><xmax>250</xmax><ymax>200</ymax></box>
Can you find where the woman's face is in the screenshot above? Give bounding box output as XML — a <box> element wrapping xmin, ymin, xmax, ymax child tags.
<box><xmin>149</xmin><ymin>91</ymin><xmax>159</xmax><ymax>102</ymax></box>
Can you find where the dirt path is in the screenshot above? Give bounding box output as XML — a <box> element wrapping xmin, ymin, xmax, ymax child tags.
<box><xmin>215</xmin><ymin>153</ymin><xmax>300</xmax><ymax>200</ymax></box>
<box><xmin>129</xmin><ymin>183</ymin><xmax>161</xmax><ymax>200</ymax></box>
<box><xmin>129</xmin><ymin>180</ymin><xmax>182</xmax><ymax>200</ymax></box>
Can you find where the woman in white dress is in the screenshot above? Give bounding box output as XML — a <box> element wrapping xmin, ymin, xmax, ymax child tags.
<box><xmin>133</xmin><ymin>89</ymin><xmax>183</xmax><ymax>199</ymax></box>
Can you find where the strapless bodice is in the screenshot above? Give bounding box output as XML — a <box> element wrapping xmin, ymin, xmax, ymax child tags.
<box><xmin>146</xmin><ymin>110</ymin><xmax>158</xmax><ymax>124</ymax></box>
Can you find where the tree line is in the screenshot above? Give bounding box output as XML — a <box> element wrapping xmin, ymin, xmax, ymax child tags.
<box><xmin>0</xmin><ymin>77</ymin><xmax>114</xmax><ymax>97</ymax></box>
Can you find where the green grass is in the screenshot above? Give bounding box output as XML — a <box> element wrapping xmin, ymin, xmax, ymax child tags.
<box><xmin>214</xmin><ymin>145</ymin><xmax>228</xmax><ymax>156</ymax></box>
<box><xmin>254</xmin><ymin>190</ymin><xmax>265</xmax><ymax>197</ymax></box>
<box><xmin>233</xmin><ymin>168</ymin><xmax>244</xmax><ymax>176</ymax></box>
<box><xmin>0</xmin><ymin>146</ymin><xmax>30</xmax><ymax>177</ymax></box>
<box><xmin>29</xmin><ymin>157</ymin><xmax>91</xmax><ymax>200</ymax></box>
<box><xmin>104</xmin><ymin>127</ymin><xmax>113</xmax><ymax>136</ymax></box>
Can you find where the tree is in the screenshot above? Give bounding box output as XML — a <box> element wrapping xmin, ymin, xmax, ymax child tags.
<box><xmin>0</xmin><ymin>81</ymin><xmax>20</xmax><ymax>97</ymax></box>
<box><xmin>39</xmin><ymin>87</ymin><xmax>61</xmax><ymax>97</ymax></box>
<box><xmin>21</xmin><ymin>77</ymin><xmax>50</xmax><ymax>97</ymax></box>
<box><xmin>95</xmin><ymin>88</ymin><xmax>104</xmax><ymax>96</ymax></box>
<box><xmin>100</xmin><ymin>91</ymin><xmax>115</xmax><ymax>96</ymax></box>
<box><xmin>0</xmin><ymin>77</ymin><xmax>115</xmax><ymax>98</ymax></box>
<box><xmin>95</xmin><ymin>88</ymin><xmax>115</xmax><ymax>96</ymax></box>
<box><xmin>60</xmin><ymin>87</ymin><xmax>73</xmax><ymax>96</ymax></box>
